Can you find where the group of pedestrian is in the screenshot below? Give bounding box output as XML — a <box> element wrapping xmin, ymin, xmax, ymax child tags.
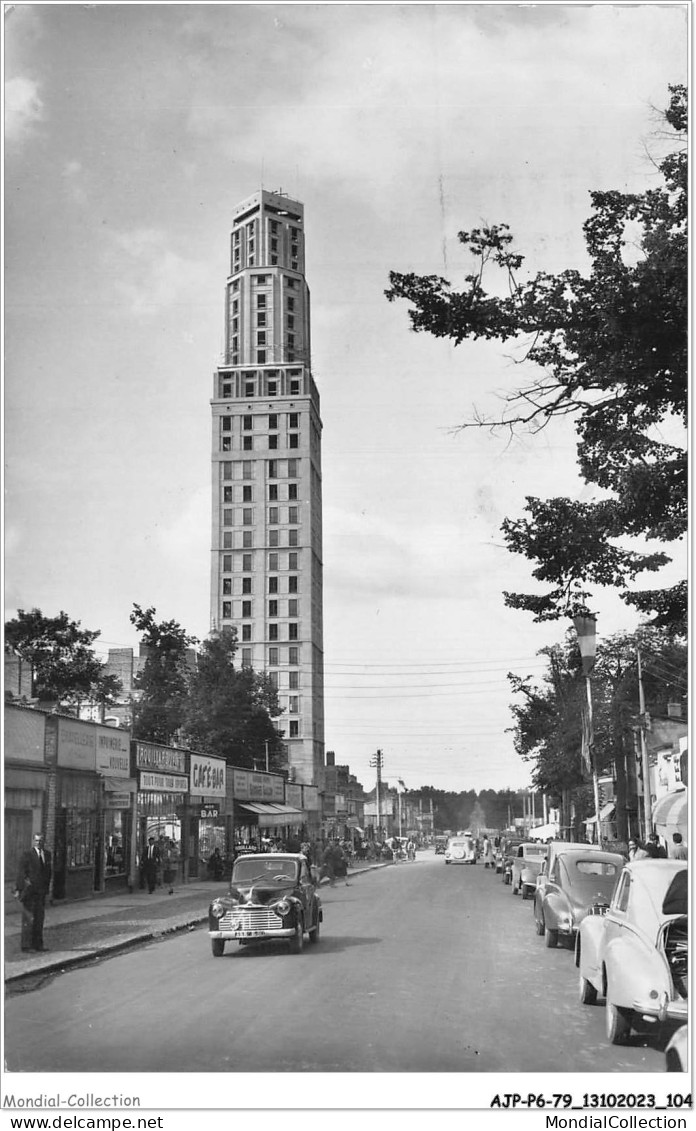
<box><xmin>627</xmin><ymin>831</ymin><xmax>687</xmax><ymax>861</ymax></box>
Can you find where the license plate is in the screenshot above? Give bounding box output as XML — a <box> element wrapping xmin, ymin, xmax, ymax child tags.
<box><xmin>237</xmin><ymin>929</ymin><xmax>265</xmax><ymax>938</ymax></box>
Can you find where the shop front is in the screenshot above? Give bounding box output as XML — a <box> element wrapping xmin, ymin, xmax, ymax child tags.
<box><xmin>48</xmin><ymin>715</ymin><xmax>137</xmax><ymax>901</ymax></box>
<box><xmin>231</xmin><ymin>767</ymin><xmax>296</xmax><ymax>852</ymax></box>
<box><xmin>133</xmin><ymin>741</ymin><xmax>188</xmax><ymax>886</ymax></box>
<box><xmin>4</xmin><ymin>705</ymin><xmax>48</xmax><ymax>890</ymax></box>
<box><xmin>189</xmin><ymin>752</ymin><xmax>227</xmax><ymax>879</ymax></box>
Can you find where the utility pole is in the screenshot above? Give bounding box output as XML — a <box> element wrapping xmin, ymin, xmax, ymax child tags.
<box><xmin>637</xmin><ymin>649</ymin><xmax>652</xmax><ymax>837</ymax></box>
<box><xmin>370</xmin><ymin>749</ymin><xmax>383</xmax><ymax>837</ymax></box>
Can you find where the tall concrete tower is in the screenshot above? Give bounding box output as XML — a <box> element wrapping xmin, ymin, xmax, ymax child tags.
<box><xmin>210</xmin><ymin>189</ymin><xmax>325</xmax><ymax>789</ymax></box>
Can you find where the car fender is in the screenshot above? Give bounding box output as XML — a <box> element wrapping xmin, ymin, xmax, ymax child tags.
<box><xmin>543</xmin><ymin>891</ymin><xmax>570</xmax><ymax>930</ymax></box>
<box><xmin>603</xmin><ymin>931</ymin><xmax>671</xmax><ymax>1008</ymax></box>
<box><xmin>577</xmin><ymin>916</ymin><xmax>605</xmax><ymax>987</ymax></box>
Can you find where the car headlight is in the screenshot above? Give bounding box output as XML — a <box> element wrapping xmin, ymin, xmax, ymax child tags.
<box><xmin>211</xmin><ymin>900</ymin><xmax>225</xmax><ymax>919</ymax></box>
<box><xmin>273</xmin><ymin>899</ymin><xmax>291</xmax><ymax>918</ymax></box>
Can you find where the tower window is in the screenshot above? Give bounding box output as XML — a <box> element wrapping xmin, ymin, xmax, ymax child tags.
<box><xmin>222</xmin><ymin>602</ymin><xmax>232</xmax><ymax>619</ymax></box>
<box><xmin>242</xmin><ymin>508</ymin><xmax>253</xmax><ymax>525</ymax></box>
<box><xmin>242</xmin><ymin>601</ymin><xmax>252</xmax><ymax>617</ymax></box>
<box><xmin>287</xmin><ymin>459</ymin><xmax>298</xmax><ymax>476</ymax></box>
<box><xmin>269</xmin><ymin>646</ymin><xmax>279</xmax><ymax>665</ymax></box>
<box><xmin>243</xmin><ymin>436</ymin><xmax>253</xmax><ymax>450</ymax></box>
<box><xmin>289</xmin><ymin>529</ymin><xmax>298</xmax><ymax>546</ymax></box>
<box><xmin>268</xmin><ymin>381</ymin><xmax>277</xmax><ymax>396</ymax></box>
<box><xmin>290</xmin><ymin>380</ymin><xmax>300</xmax><ymax>395</ymax></box>
<box><xmin>288</xmin><ymin>484</ymin><xmax>298</xmax><ymax>501</ymax></box>
<box><xmin>243</xmin><ymin>486</ymin><xmax>252</xmax><ymax>502</ymax></box>
<box><xmin>268</xmin><ymin>601</ymin><xmax>278</xmax><ymax>617</ymax></box>
<box><xmin>242</xmin><ymin>577</ymin><xmax>252</xmax><ymax>594</ymax></box>
<box><xmin>223</xmin><ymin>554</ymin><xmax>232</xmax><ymax>571</ymax></box>
<box><xmin>242</xmin><ymin>531</ymin><xmax>253</xmax><ymax>548</ymax></box>
<box><xmin>222</xmin><ymin>417</ymin><xmax>232</xmax><ymax>432</ymax></box>
<box><xmin>269</xmin><ymin>414</ymin><xmax>278</xmax><ymax>429</ymax></box>
<box><xmin>268</xmin><ymin>460</ymin><xmax>277</xmax><ymax>478</ymax></box>
<box><xmin>222</xmin><ymin>579</ymin><xmax>232</xmax><ymax>595</ymax></box>
<box><xmin>242</xmin><ymin>648</ymin><xmax>252</xmax><ymax>666</ymax></box>
<box><xmin>269</xmin><ymin>577</ymin><xmax>279</xmax><ymax>594</ymax></box>
<box><xmin>269</xmin><ymin>507</ymin><xmax>279</xmax><ymax>524</ymax></box>
<box><xmin>289</xmin><ymin>434</ymin><xmax>299</xmax><ymax>449</ymax></box>
<box><xmin>288</xmin><ymin>599</ymin><xmax>298</xmax><ymax>617</ymax></box>
<box><xmin>269</xmin><ymin>624</ymin><xmax>279</xmax><ymax>642</ymax></box>
<box><xmin>245</xmin><ymin>382</ymin><xmax>255</xmax><ymax>397</ymax></box>
<box><xmin>257</xmin><ymin>351</ymin><xmax>266</xmax><ymax>364</ymax></box>
<box><xmin>223</xmin><ymin>486</ymin><xmax>232</xmax><ymax>502</ymax></box>
<box><xmin>269</xmin><ymin>553</ymin><xmax>279</xmax><ymax>570</ymax></box>
<box><xmin>269</xmin><ymin>529</ymin><xmax>279</xmax><ymax>547</ymax></box>
<box><xmin>288</xmin><ymin>506</ymin><xmax>298</xmax><ymax>524</ymax></box>
<box><xmin>243</xmin><ymin>416</ymin><xmax>253</xmax><ymax>430</ymax></box>
<box><xmin>269</xmin><ymin>435</ymin><xmax>278</xmax><ymax>450</ymax></box>
<box><xmin>269</xmin><ymin>484</ymin><xmax>278</xmax><ymax>501</ymax></box>
<box><xmin>288</xmin><ymin>552</ymin><xmax>298</xmax><ymax>569</ymax></box>
<box><xmin>243</xmin><ymin>460</ymin><xmax>252</xmax><ymax>477</ymax></box>
<box><xmin>289</xmin><ymin>721</ymin><xmax>299</xmax><ymax>738</ymax></box>
<box><xmin>242</xmin><ymin>625</ymin><xmax>252</xmax><ymax>642</ymax></box>
<box><xmin>289</xmin><ymin>576</ymin><xmax>298</xmax><ymax>593</ymax></box>
<box><xmin>289</xmin><ymin>667</ymin><xmax>299</xmax><ymax>685</ymax></box>
<box><xmin>289</xmin><ymin>413</ymin><xmax>299</xmax><ymax>428</ymax></box>
<box><xmin>242</xmin><ymin>553</ymin><xmax>252</xmax><ymax>570</ymax></box>
<box><xmin>288</xmin><ymin>624</ymin><xmax>298</xmax><ymax>641</ymax></box>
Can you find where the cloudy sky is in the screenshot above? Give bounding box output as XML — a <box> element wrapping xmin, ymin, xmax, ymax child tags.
<box><xmin>5</xmin><ymin>3</ymin><xmax>688</xmax><ymax>796</ymax></box>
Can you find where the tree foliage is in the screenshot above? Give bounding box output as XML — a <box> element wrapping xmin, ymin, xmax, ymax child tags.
<box><xmin>182</xmin><ymin>628</ymin><xmax>286</xmax><ymax>771</ymax></box>
<box><xmin>129</xmin><ymin>604</ymin><xmax>198</xmax><ymax>745</ymax></box>
<box><xmin>4</xmin><ymin>607</ymin><xmax>122</xmax><ymax>711</ymax></box>
<box><xmin>386</xmin><ymin>86</ymin><xmax>687</xmax><ymax>629</ymax></box>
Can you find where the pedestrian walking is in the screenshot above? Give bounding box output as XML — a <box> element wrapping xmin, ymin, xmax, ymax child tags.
<box><xmin>671</xmin><ymin>832</ymin><xmax>688</xmax><ymax>860</ymax></box>
<box><xmin>142</xmin><ymin>837</ymin><xmax>161</xmax><ymax>893</ymax></box>
<box><xmin>627</xmin><ymin>838</ymin><xmax>650</xmax><ymax>861</ymax></box>
<box><xmin>14</xmin><ymin>832</ymin><xmax>52</xmax><ymax>952</ymax></box>
<box><xmin>645</xmin><ymin>832</ymin><xmax>668</xmax><ymax>859</ymax></box>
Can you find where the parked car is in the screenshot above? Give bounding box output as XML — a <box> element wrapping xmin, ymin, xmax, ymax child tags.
<box><xmin>444</xmin><ymin>834</ymin><xmax>476</xmax><ymax>864</ymax></box>
<box><xmin>510</xmin><ymin>842</ymin><xmax>548</xmax><ymax>898</ymax></box>
<box><xmin>501</xmin><ymin>839</ymin><xmax>523</xmax><ymax>884</ymax></box>
<box><xmin>434</xmin><ymin>836</ymin><xmax>448</xmax><ymax>855</ymax></box>
<box><xmin>576</xmin><ymin>860</ymin><xmax>687</xmax><ymax>1045</ymax></box>
<box><xmin>534</xmin><ymin>840</ymin><xmax>603</xmax><ymax>905</ymax></box>
<box><xmin>665</xmin><ymin>1025</ymin><xmax>687</xmax><ymax>1072</ymax></box>
<box><xmin>533</xmin><ymin>849</ymin><xmax>624</xmax><ymax>947</ymax></box>
<box><xmin>208</xmin><ymin>853</ymin><xmax>322</xmax><ymax>956</ymax></box>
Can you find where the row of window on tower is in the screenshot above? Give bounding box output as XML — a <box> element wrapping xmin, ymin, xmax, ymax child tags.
<box><xmin>223</xmin><ymin>484</ymin><xmax>298</xmax><ymax>503</ymax></box>
<box><xmin>218</xmin><ymin>369</ymin><xmax>305</xmax><ymax>399</ymax></box>
<box><xmin>220</xmin><ymin>551</ymin><xmax>300</xmax><ymax>572</ymax></box>
<box><xmin>220</xmin><ymin>431</ymin><xmax>300</xmax><ymax>453</ymax></box>
<box><xmin>220</xmin><ymin>458</ymin><xmax>300</xmax><ymax>481</ymax></box>
<box><xmin>221</xmin><ymin>507</ymin><xmax>300</xmax><ymax>526</ymax></box>
<box><xmin>232</xmin><ymin>218</ymin><xmax>301</xmax><ymax>271</ymax></box>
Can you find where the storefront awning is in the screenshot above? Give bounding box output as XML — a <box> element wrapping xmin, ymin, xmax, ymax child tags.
<box><xmin>652</xmin><ymin>788</ymin><xmax>687</xmax><ymax>840</ymax></box>
<box><xmin>236</xmin><ymin>802</ymin><xmax>305</xmax><ymax>828</ymax></box>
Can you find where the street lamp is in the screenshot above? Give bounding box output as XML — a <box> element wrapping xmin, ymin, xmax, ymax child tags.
<box><xmin>573</xmin><ymin>612</ymin><xmax>602</xmax><ymax>845</ymax></box>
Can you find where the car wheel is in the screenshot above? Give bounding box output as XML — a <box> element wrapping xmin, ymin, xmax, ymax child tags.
<box><xmin>512</xmin><ymin>881</ymin><xmax>518</xmax><ymax>895</ymax></box>
<box><xmin>309</xmin><ymin>913</ymin><xmax>321</xmax><ymax>944</ymax></box>
<box><xmin>579</xmin><ymin>971</ymin><xmax>598</xmax><ymax>1005</ymax></box>
<box><xmin>289</xmin><ymin>920</ymin><xmax>304</xmax><ymax>954</ymax></box>
<box><xmin>535</xmin><ymin>914</ymin><xmax>545</xmax><ymax>936</ymax></box>
<box><xmin>211</xmin><ymin>939</ymin><xmax>225</xmax><ymax>957</ymax></box>
<box><xmin>521</xmin><ymin>885</ymin><xmax>529</xmax><ymax>901</ymax></box>
<box><xmin>606</xmin><ymin>997</ymin><xmax>632</xmax><ymax>1045</ymax></box>
<box><xmin>545</xmin><ymin>926</ymin><xmax>558</xmax><ymax>948</ymax></box>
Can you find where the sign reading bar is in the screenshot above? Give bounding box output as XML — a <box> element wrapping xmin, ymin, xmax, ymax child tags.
<box><xmin>200</xmin><ymin>806</ymin><xmax>219</xmax><ymax>819</ymax></box>
<box><xmin>139</xmin><ymin>771</ymin><xmax>189</xmax><ymax>793</ymax></box>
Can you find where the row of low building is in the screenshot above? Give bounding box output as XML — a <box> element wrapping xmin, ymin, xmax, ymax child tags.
<box><xmin>4</xmin><ymin>702</ymin><xmax>433</xmax><ymax>904</ymax></box>
<box><xmin>4</xmin><ymin>702</ymin><xmax>323</xmax><ymax>902</ymax></box>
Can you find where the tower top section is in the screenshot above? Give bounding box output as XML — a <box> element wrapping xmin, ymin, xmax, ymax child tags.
<box><xmin>232</xmin><ymin>188</ymin><xmax>304</xmax><ymax>231</ymax></box>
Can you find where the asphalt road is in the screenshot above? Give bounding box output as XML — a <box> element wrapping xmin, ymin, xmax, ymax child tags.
<box><xmin>4</xmin><ymin>851</ymin><xmax>670</xmax><ymax>1073</ymax></box>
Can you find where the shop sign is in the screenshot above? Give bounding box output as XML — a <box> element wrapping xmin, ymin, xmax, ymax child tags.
<box><xmin>190</xmin><ymin>754</ymin><xmax>226</xmax><ymax>797</ymax></box>
<box><xmin>134</xmin><ymin>741</ymin><xmax>186</xmax><ymax>774</ymax></box>
<box><xmin>96</xmin><ymin>729</ymin><xmax>130</xmax><ymax>777</ymax></box>
<box><xmin>140</xmin><ymin>771</ymin><xmax>189</xmax><ymax>793</ymax></box>
<box><xmin>285</xmin><ymin>783</ymin><xmax>303</xmax><ymax>809</ymax></box>
<box><xmin>232</xmin><ymin>768</ymin><xmax>284</xmax><ymax>802</ymax></box>
<box><xmin>105</xmin><ymin>792</ymin><xmax>132</xmax><ymax>809</ymax></box>
<box><xmin>200</xmin><ymin>806</ymin><xmax>219</xmax><ymax>819</ymax></box>
<box><xmin>302</xmin><ymin>785</ymin><xmax>320</xmax><ymax>811</ymax></box>
<box><xmin>56</xmin><ymin>719</ymin><xmax>97</xmax><ymax>770</ymax></box>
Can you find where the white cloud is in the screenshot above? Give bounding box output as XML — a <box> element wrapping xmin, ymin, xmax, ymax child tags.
<box><xmin>104</xmin><ymin>227</ymin><xmax>213</xmax><ymax>317</ymax></box>
<box><xmin>5</xmin><ymin>75</ymin><xmax>43</xmax><ymax>144</ymax></box>
<box><xmin>61</xmin><ymin>159</ymin><xmax>87</xmax><ymax>204</ymax></box>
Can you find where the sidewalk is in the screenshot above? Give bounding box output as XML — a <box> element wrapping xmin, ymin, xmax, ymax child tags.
<box><xmin>4</xmin><ymin>859</ymin><xmax>390</xmax><ymax>986</ymax></box>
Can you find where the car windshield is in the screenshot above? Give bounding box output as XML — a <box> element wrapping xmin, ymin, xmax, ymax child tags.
<box><xmin>524</xmin><ymin>846</ymin><xmax>548</xmax><ymax>857</ymax></box>
<box><xmin>232</xmin><ymin>858</ymin><xmax>299</xmax><ymax>885</ymax></box>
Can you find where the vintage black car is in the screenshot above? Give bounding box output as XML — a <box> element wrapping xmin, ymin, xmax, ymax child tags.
<box><xmin>434</xmin><ymin>836</ymin><xmax>448</xmax><ymax>855</ymax></box>
<box><xmin>208</xmin><ymin>853</ymin><xmax>322</xmax><ymax>956</ymax></box>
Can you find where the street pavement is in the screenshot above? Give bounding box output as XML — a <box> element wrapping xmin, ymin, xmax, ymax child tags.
<box><xmin>4</xmin><ymin>857</ymin><xmax>391</xmax><ymax>986</ymax></box>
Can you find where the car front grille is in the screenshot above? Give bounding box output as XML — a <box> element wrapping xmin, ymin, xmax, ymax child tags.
<box><xmin>219</xmin><ymin>906</ymin><xmax>281</xmax><ymax>931</ymax></box>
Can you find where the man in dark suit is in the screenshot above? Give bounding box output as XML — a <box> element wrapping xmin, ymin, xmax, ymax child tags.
<box><xmin>142</xmin><ymin>836</ymin><xmax>161</xmax><ymax>894</ymax></box>
<box><xmin>15</xmin><ymin>832</ymin><xmax>52</xmax><ymax>952</ymax></box>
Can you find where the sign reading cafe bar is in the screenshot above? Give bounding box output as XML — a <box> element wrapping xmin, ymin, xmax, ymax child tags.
<box><xmin>190</xmin><ymin>753</ymin><xmax>226</xmax><ymax>797</ymax></box>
